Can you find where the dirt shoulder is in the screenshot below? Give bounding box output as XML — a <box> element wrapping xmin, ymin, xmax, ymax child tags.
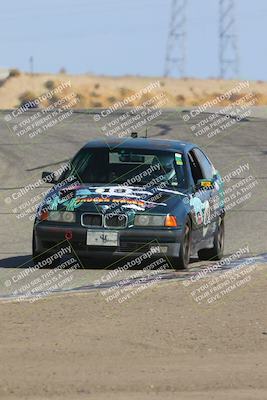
<box><xmin>0</xmin><ymin>265</ymin><xmax>266</xmax><ymax>400</ymax></box>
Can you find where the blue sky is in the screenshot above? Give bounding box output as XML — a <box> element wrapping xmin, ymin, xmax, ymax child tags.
<box><xmin>0</xmin><ymin>0</ymin><xmax>266</xmax><ymax>80</ymax></box>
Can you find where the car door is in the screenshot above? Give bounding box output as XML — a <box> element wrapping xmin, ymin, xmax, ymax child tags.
<box><xmin>187</xmin><ymin>148</ymin><xmax>214</xmax><ymax>245</ymax></box>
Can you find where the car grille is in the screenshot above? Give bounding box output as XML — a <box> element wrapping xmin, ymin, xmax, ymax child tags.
<box><xmin>81</xmin><ymin>213</ymin><xmax>127</xmax><ymax>228</ymax></box>
<box><xmin>82</xmin><ymin>213</ymin><xmax>103</xmax><ymax>227</ymax></box>
<box><xmin>105</xmin><ymin>214</ymin><xmax>127</xmax><ymax>228</ymax></box>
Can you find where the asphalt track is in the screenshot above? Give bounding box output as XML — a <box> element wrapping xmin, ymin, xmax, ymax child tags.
<box><xmin>0</xmin><ymin>108</ymin><xmax>266</xmax><ymax>300</ymax></box>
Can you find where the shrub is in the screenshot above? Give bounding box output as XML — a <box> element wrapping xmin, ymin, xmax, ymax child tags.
<box><xmin>90</xmin><ymin>100</ymin><xmax>102</xmax><ymax>108</ymax></box>
<box><xmin>107</xmin><ymin>96</ymin><xmax>117</xmax><ymax>104</ymax></box>
<box><xmin>90</xmin><ymin>91</ymin><xmax>99</xmax><ymax>98</ymax></box>
<box><xmin>19</xmin><ymin>91</ymin><xmax>38</xmax><ymax>108</ymax></box>
<box><xmin>9</xmin><ymin>69</ymin><xmax>21</xmax><ymax>78</ymax></box>
<box><xmin>119</xmin><ymin>87</ymin><xmax>133</xmax><ymax>97</ymax></box>
<box><xmin>176</xmin><ymin>94</ymin><xmax>185</xmax><ymax>104</ymax></box>
<box><xmin>47</xmin><ymin>94</ymin><xmax>60</xmax><ymax>106</ymax></box>
<box><xmin>76</xmin><ymin>93</ymin><xmax>88</xmax><ymax>108</ymax></box>
<box><xmin>44</xmin><ymin>80</ymin><xmax>56</xmax><ymax>90</ymax></box>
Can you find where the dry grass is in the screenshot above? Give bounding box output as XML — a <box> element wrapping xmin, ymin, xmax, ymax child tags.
<box><xmin>1</xmin><ymin>72</ymin><xmax>267</xmax><ymax>109</ymax></box>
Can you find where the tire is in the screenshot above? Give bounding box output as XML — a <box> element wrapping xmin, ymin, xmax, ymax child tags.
<box><xmin>173</xmin><ymin>219</ymin><xmax>192</xmax><ymax>270</ymax></box>
<box><xmin>198</xmin><ymin>217</ymin><xmax>224</xmax><ymax>261</ymax></box>
<box><xmin>32</xmin><ymin>232</ymin><xmax>44</xmax><ymax>265</ymax></box>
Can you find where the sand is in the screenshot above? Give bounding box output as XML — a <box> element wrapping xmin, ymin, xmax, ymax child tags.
<box><xmin>0</xmin><ymin>264</ymin><xmax>266</xmax><ymax>400</ymax></box>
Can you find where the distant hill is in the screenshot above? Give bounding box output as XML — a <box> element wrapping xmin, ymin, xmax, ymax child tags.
<box><xmin>1</xmin><ymin>71</ymin><xmax>267</xmax><ymax>109</ymax></box>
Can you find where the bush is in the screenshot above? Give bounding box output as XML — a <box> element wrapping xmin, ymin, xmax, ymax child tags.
<box><xmin>119</xmin><ymin>87</ymin><xmax>133</xmax><ymax>97</ymax></box>
<box><xmin>47</xmin><ymin>94</ymin><xmax>60</xmax><ymax>106</ymax></box>
<box><xmin>90</xmin><ymin>91</ymin><xmax>99</xmax><ymax>98</ymax></box>
<box><xmin>94</xmin><ymin>83</ymin><xmax>100</xmax><ymax>90</ymax></box>
<box><xmin>44</xmin><ymin>80</ymin><xmax>56</xmax><ymax>90</ymax></box>
<box><xmin>107</xmin><ymin>96</ymin><xmax>117</xmax><ymax>104</ymax></box>
<box><xmin>9</xmin><ymin>69</ymin><xmax>21</xmax><ymax>78</ymax></box>
<box><xmin>19</xmin><ymin>91</ymin><xmax>38</xmax><ymax>108</ymax></box>
<box><xmin>76</xmin><ymin>93</ymin><xmax>88</xmax><ymax>108</ymax></box>
<box><xmin>90</xmin><ymin>100</ymin><xmax>102</xmax><ymax>108</ymax></box>
<box><xmin>176</xmin><ymin>94</ymin><xmax>185</xmax><ymax>104</ymax></box>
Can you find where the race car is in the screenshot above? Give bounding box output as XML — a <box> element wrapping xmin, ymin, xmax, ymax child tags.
<box><xmin>32</xmin><ymin>136</ymin><xmax>225</xmax><ymax>270</ymax></box>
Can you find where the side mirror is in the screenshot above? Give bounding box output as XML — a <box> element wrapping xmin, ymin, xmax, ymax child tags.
<box><xmin>195</xmin><ymin>178</ymin><xmax>214</xmax><ymax>190</ymax></box>
<box><xmin>42</xmin><ymin>171</ymin><xmax>57</xmax><ymax>184</ymax></box>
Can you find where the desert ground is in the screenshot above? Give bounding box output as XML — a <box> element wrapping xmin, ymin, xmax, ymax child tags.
<box><xmin>1</xmin><ymin>71</ymin><xmax>267</xmax><ymax>109</ymax></box>
<box><xmin>0</xmin><ymin>265</ymin><xmax>267</xmax><ymax>400</ymax></box>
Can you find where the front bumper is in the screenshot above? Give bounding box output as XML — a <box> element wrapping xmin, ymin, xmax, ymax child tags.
<box><xmin>34</xmin><ymin>221</ymin><xmax>182</xmax><ymax>259</ymax></box>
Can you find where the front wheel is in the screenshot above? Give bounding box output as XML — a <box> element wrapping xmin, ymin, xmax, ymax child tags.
<box><xmin>198</xmin><ymin>217</ymin><xmax>224</xmax><ymax>261</ymax></box>
<box><xmin>172</xmin><ymin>219</ymin><xmax>192</xmax><ymax>270</ymax></box>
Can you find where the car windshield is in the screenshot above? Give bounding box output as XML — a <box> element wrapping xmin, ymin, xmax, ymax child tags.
<box><xmin>61</xmin><ymin>148</ymin><xmax>187</xmax><ymax>189</ymax></box>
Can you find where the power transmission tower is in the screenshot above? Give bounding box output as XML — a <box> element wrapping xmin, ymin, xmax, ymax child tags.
<box><xmin>219</xmin><ymin>0</ymin><xmax>239</xmax><ymax>78</ymax></box>
<box><xmin>164</xmin><ymin>0</ymin><xmax>187</xmax><ymax>77</ymax></box>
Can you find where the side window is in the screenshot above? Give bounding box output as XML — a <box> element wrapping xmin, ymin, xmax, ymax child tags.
<box><xmin>188</xmin><ymin>150</ymin><xmax>204</xmax><ymax>184</ymax></box>
<box><xmin>193</xmin><ymin>149</ymin><xmax>214</xmax><ymax>179</ymax></box>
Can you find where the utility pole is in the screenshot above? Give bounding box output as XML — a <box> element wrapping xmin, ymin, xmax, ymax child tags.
<box><xmin>219</xmin><ymin>0</ymin><xmax>239</xmax><ymax>78</ymax></box>
<box><xmin>29</xmin><ymin>56</ymin><xmax>34</xmax><ymax>75</ymax></box>
<box><xmin>164</xmin><ymin>0</ymin><xmax>187</xmax><ymax>78</ymax></box>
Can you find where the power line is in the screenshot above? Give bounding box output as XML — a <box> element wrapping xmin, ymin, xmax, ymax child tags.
<box><xmin>219</xmin><ymin>0</ymin><xmax>239</xmax><ymax>78</ymax></box>
<box><xmin>164</xmin><ymin>0</ymin><xmax>187</xmax><ymax>78</ymax></box>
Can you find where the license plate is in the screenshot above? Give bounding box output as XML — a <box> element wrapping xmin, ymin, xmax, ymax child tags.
<box><xmin>86</xmin><ymin>230</ymin><xmax>118</xmax><ymax>246</ymax></box>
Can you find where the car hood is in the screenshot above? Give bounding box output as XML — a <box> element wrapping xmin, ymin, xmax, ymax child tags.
<box><xmin>43</xmin><ymin>183</ymin><xmax>187</xmax><ymax>215</ymax></box>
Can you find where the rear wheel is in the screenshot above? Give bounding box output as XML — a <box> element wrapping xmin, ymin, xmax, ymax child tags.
<box><xmin>173</xmin><ymin>219</ymin><xmax>192</xmax><ymax>270</ymax></box>
<box><xmin>198</xmin><ymin>217</ymin><xmax>224</xmax><ymax>261</ymax></box>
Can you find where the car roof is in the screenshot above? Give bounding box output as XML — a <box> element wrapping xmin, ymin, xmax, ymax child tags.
<box><xmin>83</xmin><ymin>137</ymin><xmax>196</xmax><ymax>153</ymax></box>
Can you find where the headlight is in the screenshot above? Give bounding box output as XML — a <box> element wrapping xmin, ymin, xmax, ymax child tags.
<box><xmin>134</xmin><ymin>214</ymin><xmax>178</xmax><ymax>227</ymax></box>
<box><xmin>44</xmin><ymin>211</ymin><xmax>76</xmax><ymax>223</ymax></box>
<box><xmin>47</xmin><ymin>211</ymin><xmax>61</xmax><ymax>221</ymax></box>
<box><xmin>61</xmin><ymin>211</ymin><xmax>76</xmax><ymax>223</ymax></box>
<box><xmin>134</xmin><ymin>214</ymin><xmax>166</xmax><ymax>227</ymax></box>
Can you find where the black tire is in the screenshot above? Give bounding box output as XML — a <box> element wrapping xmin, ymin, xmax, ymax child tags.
<box><xmin>32</xmin><ymin>232</ymin><xmax>44</xmax><ymax>265</ymax></box>
<box><xmin>198</xmin><ymin>217</ymin><xmax>224</xmax><ymax>261</ymax></box>
<box><xmin>173</xmin><ymin>219</ymin><xmax>192</xmax><ymax>270</ymax></box>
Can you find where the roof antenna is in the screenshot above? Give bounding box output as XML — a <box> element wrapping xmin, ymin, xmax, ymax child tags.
<box><xmin>145</xmin><ymin>127</ymin><xmax>148</xmax><ymax>138</ymax></box>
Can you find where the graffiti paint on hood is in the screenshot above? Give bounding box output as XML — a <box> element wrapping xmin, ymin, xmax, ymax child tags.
<box><xmin>47</xmin><ymin>186</ymin><xmax>167</xmax><ymax>212</ymax></box>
